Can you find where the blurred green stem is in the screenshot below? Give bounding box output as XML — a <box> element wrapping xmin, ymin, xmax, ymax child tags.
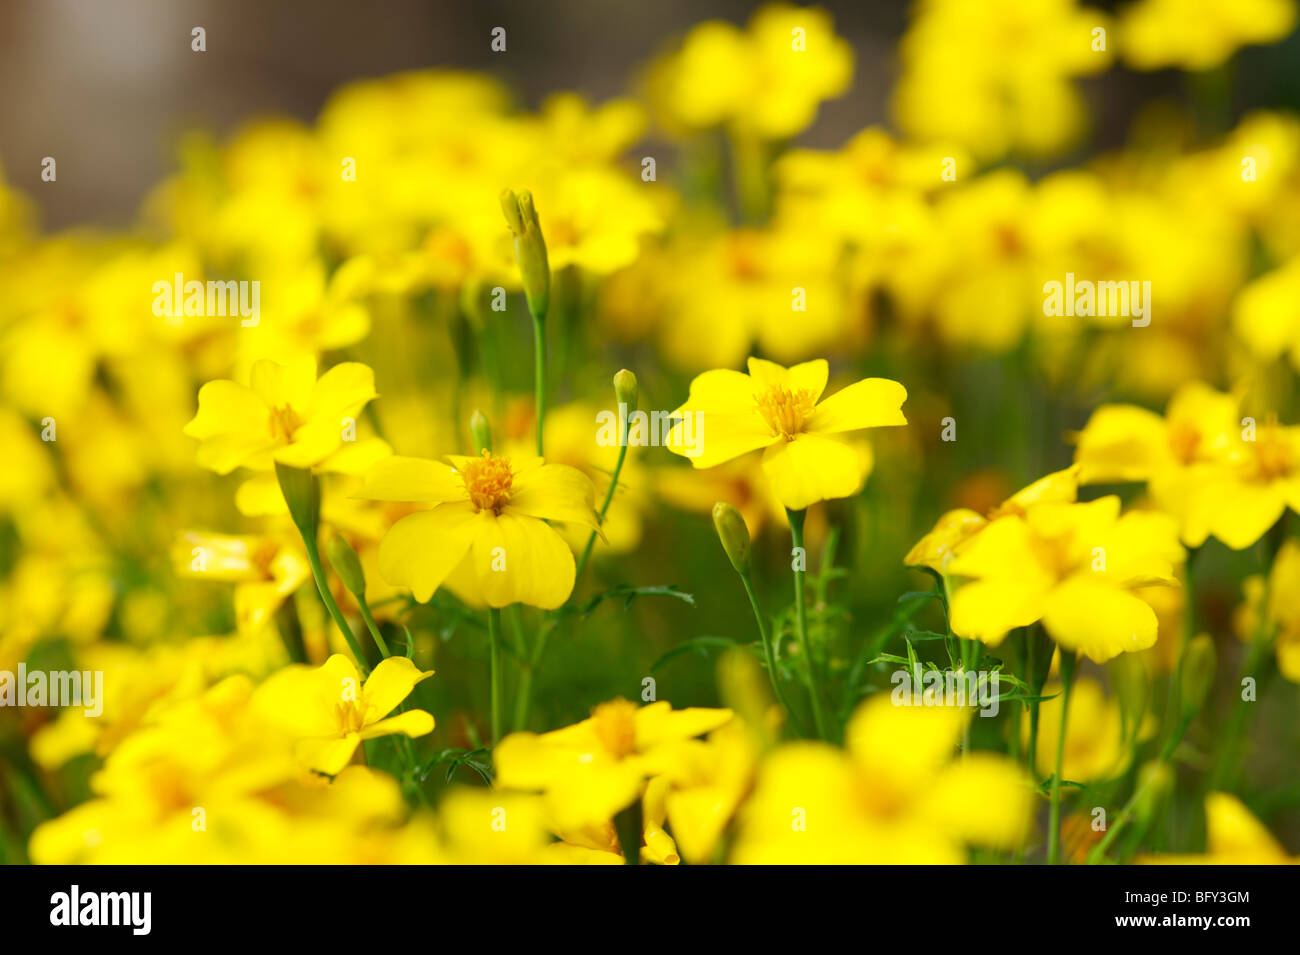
<box><xmin>1048</xmin><ymin>650</ymin><xmax>1077</xmax><ymax>864</ymax></box>
<box><xmin>787</xmin><ymin>508</ymin><xmax>829</xmax><ymax>740</ymax></box>
<box><xmin>487</xmin><ymin>607</ymin><xmax>503</xmax><ymax>745</ymax></box>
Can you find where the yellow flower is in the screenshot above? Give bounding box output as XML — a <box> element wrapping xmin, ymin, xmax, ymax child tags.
<box><xmin>1234</xmin><ymin>540</ymin><xmax>1300</xmax><ymax>682</ymax></box>
<box><xmin>656</xmin><ymin>719</ymin><xmax>760</xmax><ymax>864</ymax></box>
<box><xmin>1120</xmin><ymin>0</ymin><xmax>1297</xmax><ymax>72</ymax></box>
<box><xmin>493</xmin><ymin>698</ymin><xmax>733</xmax><ymax>830</ymax></box>
<box><xmin>174</xmin><ymin>530</ymin><xmax>310</xmax><ymax>636</ymax></box>
<box><xmin>1233</xmin><ymin>255</ymin><xmax>1300</xmax><ymax>370</ymax></box>
<box><xmin>358</xmin><ymin>451</ymin><xmax>598</xmax><ymax>609</ymax></box>
<box><xmin>646</xmin><ymin>3</ymin><xmax>852</xmax><ymax>140</ymax></box>
<box><xmin>667</xmin><ymin>358</ymin><xmax>907</xmax><ymax>510</ymax></box>
<box><xmin>1026</xmin><ymin>677</ymin><xmax>1142</xmax><ymax>781</ymax></box>
<box><xmin>252</xmin><ymin>654</ymin><xmax>434</xmax><ymax>775</ymax></box>
<box><xmin>947</xmin><ymin>495</ymin><xmax>1185</xmax><ymax>662</ymax></box>
<box><xmin>733</xmin><ymin>696</ymin><xmax>1032</xmax><ymax>863</ymax></box>
<box><xmin>184</xmin><ymin>356</ymin><xmax>378</xmax><ymax>474</ymax></box>
<box><xmin>1142</xmin><ymin>793</ymin><xmax>1296</xmax><ymax>864</ymax></box>
<box><xmin>1072</xmin><ymin>383</ymin><xmax>1300</xmax><ymax>550</ymax></box>
<box><xmin>906</xmin><ymin>465</ymin><xmax>1080</xmax><ymax>573</ymax></box>
<box><xmin>894</xmin><ymin>0</ymin><xmax>1111</xmax><ymax>161</ymax></box>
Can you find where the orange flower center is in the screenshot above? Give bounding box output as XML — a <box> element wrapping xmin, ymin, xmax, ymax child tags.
<box><xmin>756</xmin><ymin>386</ymin><xmax>816</xmax><ymax>439</ymax></box>
<box><xmin>590</xmin><ymin>699</ymin><xmax>638</xmax><ymax>759</ymax></box>
<box><xmin>460</xmin><ymin>451</ymin><xmax>513</xmax><ymax>512</ymax></box>
<box><xmin>1250</xmin><ymin>420</ymin><xmax>1293</xmax><ymax>482</ymax></box>
<box><xmin>268</xmin><ymin>404</ymin><xmax>303</xmax><ymax>442</ymax></box>
<box><xmin>335</xmin><ymin>700</ymin><xmax>366</xmax><ymax>734</ymax></box>
<box><xmin>1167</xmin><ymin>420</ymin><xmax>1201</xmax><ymax>464</ymax></box>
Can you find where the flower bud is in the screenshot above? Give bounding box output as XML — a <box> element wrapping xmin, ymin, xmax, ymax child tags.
<box><xmin>470</xmin><ymin>409</ymin><xmax>493</xmax><ymax>455</ymax></box>
<box><xmin>500</xmin><ymin>188</ymin><xmax>550</xmax><ymax>321</ymax></box>
<box><xmin>1109</xmin><ymin>651</ymin><xmax>1149</xmax><ymax>741</ymax></box>
<box><xmin>613</xmin><ymin>369</ymin><xmax>638</xmax><ymax>411</ymax></box>
<box><xmin>1132</xmin><ymin>759</ymin><xmax>1175</xmax><ymax>829</ymax></box>
<box><xmin>325</xmin><ymin>534</ymin><xmax>367</xmax><ymax>599</ymax></box>
<box><xmin>712</xmin><ymin>502</ymin><xmax>752</xmax><ymax>575</ymax></box>
<box><xmin>1179</xmin><ymin>634</ymin><xmax>1217</xmax><ymax>721</ymax></box>
<box><xmin>275</xmin><ymin>462</ymin><xmax>319</xmax><ymax>538</ymax></box>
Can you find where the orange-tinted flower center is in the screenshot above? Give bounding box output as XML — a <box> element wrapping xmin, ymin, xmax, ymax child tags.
<box><xmin>461</xmin><ymin>451</ymin><xmax>513</xmax><ymax>512</ymax></box>
<box><xmin>268</xmin><ymin>404</ymin><xmax>303</xmax><ymax>442</ymax></box>
<box><xmin>335</xmin><ymin>700</ymin><xmax>366</xmax><ymax>735</ymax></box>
<box><xmin>756</xmin><ymin>386</ymin><xmax>816</xmax><ymax>438</ymax></box>
<box><xmin>1167</xmin><ymin>419</ymin><xmax>1202</xmax><ymax>465</ymax></box>
<box><xmin>590</xmin><ymin>699</ymin><xmax>638</xmax><ymax>759</ymax></box>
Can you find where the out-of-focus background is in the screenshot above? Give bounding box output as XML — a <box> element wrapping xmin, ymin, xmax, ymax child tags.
<box><xmin>14</xmin><ymin>0</ymin><xmax>1300</xmax><ymax>228</ymax></box>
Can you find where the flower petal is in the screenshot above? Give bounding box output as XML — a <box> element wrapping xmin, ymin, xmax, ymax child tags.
<box><xmin>469</xmin><ymin>512</ymin><xmax>576</xmax><ymax>609</ymax></box>
<box><xmin>508</xmin><ymin>463</ymin><xmax>599</xmax><ymax>530</ymax></box>
<box><xmin>377</xmin><ymin>503</ymin><xmax>478</xmax><ymax>602</ymax></box>
<box><xmin>760</xmin><ymin>432</ymin><xmax>867</xmax><ymax>509</ymax></box>
<box><xmin>805</xmin><ymin>377</ymin><xmax>908</xmax><ymax>434</ymax></box>
<box><xmin>360</xmin><ymin>455</ymin><xmax>465</xmax><ymax>503</ymax></box>
<box><xmin>358</xmin><ymin>709</ymin><xmax>435</xmax><ymax>741</ymax></box>
<box><xmin>1042</xmin><ymin>575</ymin><xmax>1158</xmax><ymax>663</ymax></box>
<box><xmin>362</xmin><ymin>656</ymin><xmax>435</xmax><ymax>721</ymax></box>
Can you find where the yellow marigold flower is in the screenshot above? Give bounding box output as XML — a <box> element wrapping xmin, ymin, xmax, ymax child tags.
<box><xmin>906</xmin><ymin>465</ymin><xmax>1080</xmax><ymax>573</ymax></box>
<box><xmin>1120</xmin><ymin>0</ymin><xmax>1297</xmax><ymax>72</ymax></box>
<box><xmin>493</xmin><ymin>698</ymin><xmax>733</xmax><ymax>830</ymax></box>
<box><xmin>1141</xmin><ymin>793</ymin><xmax>1296</xmax><ymax>864</ymax></box>
<box><xmin>358</xmin><ymin>451</ymin><xmax>598</xmax><ymax>608</ymax></box>
<box><xmin>666</xmin><ymin>357</ymin><xmax>907</xmax><ymax>510</ymax></box>
<box><xmin>1071</xmin><ymin>382</ymin><xmax>1282</xmax><ymax>548</ymax></box>
<box><xmin>546</xmin><ymin>777</ymin><xmax>682</xmax><ymax>865</ymax></box>
<box><xmin>183</xmin><ymin>356</ymin><xmax>378</xmax><ymax>474</ymax></box>
<box><xmin>1234</xmin><ymin>540</ymin><xmax>1300</xmax><ymax>682</ymax></box>
<box><xmin>647</xmin><ymin>3</ymin><xmax>852</xmax><ymax>140</ymax></box>
<box><xmin>1026</xmin><ymin>677</ymin><xmax>1147</xmax><ymax>781</ymax></box>
<box><xmin>733</xmin><ymin>696</ymin><xmax>1032</xmax><ymax>863</ymax></box>
<box><xmin>176</xmin><ymin>530</ymin><xmax>311</xmax><ymax>635</ymax></box>
<box><xmin>252</xmin><ymin>653</ymin><xmax>434</xmax><ymax>775</ymax></box>
<box><xmin>1233</xmin><ymin>255</ymin><xmax>1300</xmax><ymax>369</ymax></box>
<box><xmin>894</xmin><ymin>0</ymin><xmax>1111</xmax><ymax>162</ymax></box>
<box><xmin>947</xmin><ymin>496</ymin><xmax>1185</xmax><ymax>662</ymax></box>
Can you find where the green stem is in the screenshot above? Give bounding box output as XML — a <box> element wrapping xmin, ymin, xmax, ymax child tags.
<box><xmin>1048</xmin><ymin>650</ymin><xmax>1077</xmax><ymax>864</ymax></box>
<box><xmin>357</xmin><ymin>597</ymin><xmax>391</xmax><ymax>659</ymax></box>
<box><xmin>740</xmin><ymin>571</ymin><xmax>804</xmax><ymax>736</ymax></box>
<box><xmin>575</xmin><ymin>420</ymin><xmax>631</xmax><ymax>583</ymax></box>
<box><xmin>487</xmin><ymin>607</ymin><xmax>503</xmax><ymax>745</ymax></box>
<box><xmin>532</xmin><ymin>314</ymin><xmax>547</xmax><ymax>457</ymax></box>
<box><xmin>787</xmin><ymin>508</ymin><xmax>829</xmax><ymax>740</ymax></box>
<box><xmin>301</xmin><ymin>532</ymin><xmax>369</xmax><ymax>673</ymax></box>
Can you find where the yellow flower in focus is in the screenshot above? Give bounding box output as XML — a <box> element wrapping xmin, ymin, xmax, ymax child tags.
<box><xmin>493</xmin><ymin>698</ymin><xmax>733</xmax><ymax>830</ymax></box>
<box><xmin>667</xmin><ymin>358</ymin><xmax>907</xmax><ymax>510</ymax></box>
<box><xmin>358</xmin><ymin>451</ymin><xmax>598</xmax><ymax>609</ymax></box>
<box><xmin>1142</xmin><ymin>793</ymin><xmax>1296</xmax><ymax>864</ymax></box>
<box><xmin>1120</xmin><ymin>0</ymin><xmax>1297</xmax><ymax>72</ymax></box>
<box><xmin>183</xmin><ymin>356</ymin><xmax>378</xmax><ymax>474</ymax></box>
<box><xmin>253</xmin><ymin>654</ymin><xmax>434</xmax><ymax>775</ymax></box>
<box><xmin>733</xmin><ymin>696</ymin><xmax>1032</xmax><ymax>863</ymax></box>
<box><xmin>947</xmin><ymin>496</ymin><xmax>1185</xmax><ymax>662</ymax></box>
<box><xmin>647</xmin><ymin>4</ymin><xmax>852</xmax><ymax>140</ymax></box>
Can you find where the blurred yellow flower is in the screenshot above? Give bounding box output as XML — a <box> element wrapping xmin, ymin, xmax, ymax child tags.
<box><xmin>1142</xmin><ymin>793</ymin><xmax>1296</xmax><ymax>863</ymax></box>
<box><xmin>733</xmin><ymin>696</ymin><xmax>1032</xmax><ymax>863</ymax></box>
<box><xmin>184</xmin><ymin>356</ymin><xmax>378</xmax><ymax>474</ymax></box>
<box><xmin>1234</xmin><ymin>540</ymin><xmax>1300</xmax><ymax>682</ymax></box>
<box><xmin>253</xmin><ymin>653</ymin><xmax>434</xmax><ymax>775</ymax></box>
<box><xmin>948</xmin><ymin>496</ymin><xmax>1185</xmax><ymax>662</ymax></box>
<box><xmin>1026</xmin><ymin>677</ymin><xmax>1142</xmax><ymax>781</ymax></box>
<box><xmin>1120</xmin><ymin>0</ymin><xmax>1297</xmax><ymax>71</ymax></box>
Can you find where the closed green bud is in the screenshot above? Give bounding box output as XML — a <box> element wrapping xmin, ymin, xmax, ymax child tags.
<box><xmin>325</xmin><ymin>534</ymin><xmax>367</xmax><ymax>599</ymax></box>
<box><xmin>275</xmin><ymin>462</ymin><xmax>319</xmax><ymax>538</ymax></box>
<box><xmin>500</xmin><ymin>188</ymin><xmax>550</xmax><ymax>321</ymax></box>
<box><xmin>1179</xmin><ymin>634</ymin><xmax>1217</xmax><ymax>720</ymax></box>
<box><xmin>1133</xmin><ymin>759</ymin><xmax>1175</xmax><ymax>828</ymax></box>
<box><xmin>470</xmin><ymin>409</ymin><xmax>492</xmax><ymax>454</ymax></box>
<box><xmin>712</xmin><ymin>502</ymin><xmax>752</xmax><ymax>575</ymax></box>
<box><xmin>613</xmin><ymin>369</ymin><xmax>638</xmax><ymax>411</ymax></box>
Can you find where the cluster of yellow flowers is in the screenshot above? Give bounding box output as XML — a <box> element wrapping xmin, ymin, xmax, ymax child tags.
<box><xmin>2</xmin><ymin>0</ymin><xmax>1298</xmax><ymax>865</ymax></box>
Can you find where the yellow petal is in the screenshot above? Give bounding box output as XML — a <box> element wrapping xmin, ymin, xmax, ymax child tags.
<box><xmin>360</xmin><ymin>455</ymin><xmax>465</xmax><ymax>503</ymax></box>
<box><xmin>358</xmin><ymin>709</ymin><xmax>435</xmax><ymax>740</ymax></box>
<box><xmin>378</xmin><ymin>503</ymin><xmax>479</xmax><ymax>602</ymax></box>
<box><xmin>507</xmin><ymin>462</ymin><xmax>599</xmax><ymax>530</ymax></box>
<box><xmin>469</xmin><ymin>512</ymin><xmax>576</xmax><ymax>609</ymax></box>
<box><xmin>1042</xmin><ymin>575</ymin><xmax>1157</xmax><ymax>663</ymax></box>
<box><xmin>805</xmin><ymin>378</ymin><xmax>908</xmax><ymax>434</ymax></box>
<box><xmin>362</xmin><ymin>656</ymin><xmax>434</xmax><ymax>721</ymax></box>
<box><xmin>760</xmin><ymin>432</ymin><xmax>866</xmax><ymax>509</ymax></box>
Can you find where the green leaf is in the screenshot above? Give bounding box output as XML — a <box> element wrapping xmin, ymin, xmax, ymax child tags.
<box><xmin>650</xmin><ymin>636</ymin><xmax>738</xmax><ymax>672</ymax></box>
